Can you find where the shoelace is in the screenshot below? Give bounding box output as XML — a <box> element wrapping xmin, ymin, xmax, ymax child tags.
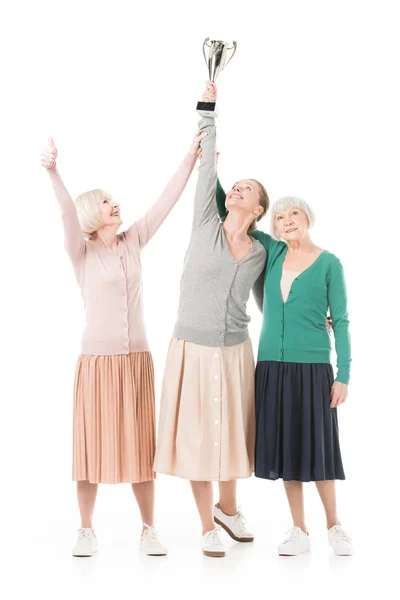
<box><xmin>234</xmin><ymin>508</ymin><xmax>248</xmax><ymax>535</ymax></box>
<box><xmin>78</xmin><ymin>528</ymin><xmax>94</xmax><ymax>540</ymax></box>
<box><xmin>330</xmin><ymin>526</ymin><xmax>352</xmax><ymax>543</ymax></box>
<box><xmin>209</xmin><ymin>526</ymin><xmax>223</xmax><ymax>545</ymax></box>
<box><xmin>142</xmin><ymin>524</ymin><xmax>159</xmax><ymax>543</ymax></box>
<box><xmin>282</xmin><ymin>527</ymin><xmax>302</xmax><ymax>544</ymax></box>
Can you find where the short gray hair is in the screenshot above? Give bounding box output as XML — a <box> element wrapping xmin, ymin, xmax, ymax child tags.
<box><xmin>75</xmin><ymin>189</ymin><xmax>110</xmax><ymax>239</ymax></box>
<box><xmin>270</xmin><ymin>196</ymin><xmax>315</xmax><ymax>240</ymax></box>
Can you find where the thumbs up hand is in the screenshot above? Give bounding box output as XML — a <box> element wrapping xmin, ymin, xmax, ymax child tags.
<box><xmin>40</xmin><ymin>137</ymin><xmax>58</xmax><ymax>169</ymax></box>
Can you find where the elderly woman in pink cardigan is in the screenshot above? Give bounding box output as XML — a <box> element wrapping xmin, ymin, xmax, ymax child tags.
<box><xmin>40</xmin><ymin>132</ymin><xmax>204</xmax><ymax>558</ymax></box>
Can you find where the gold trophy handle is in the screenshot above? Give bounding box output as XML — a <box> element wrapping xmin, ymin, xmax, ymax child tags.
<box><xmin>203</xmin><ymin>37</ymin><xmax>212</xmax><ymax>66</ymax></box>
<box><xmin>224</xmin><ymin>41</ymin><xmax>237</xmax><ymax>69</ymax></box>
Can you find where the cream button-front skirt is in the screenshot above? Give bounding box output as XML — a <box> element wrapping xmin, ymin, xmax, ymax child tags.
<box><xmin>154</xmin><ymin>338</ymin><xmax>255</xmax><ymax>481</ymax></box>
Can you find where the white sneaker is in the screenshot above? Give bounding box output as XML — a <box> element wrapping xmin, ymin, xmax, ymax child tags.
<box><xmin>328</xmin><ymin>525</ymin><xmax>353</xmax><ymax>556</ymax></box>
<box><xmin>278</xmin><ymin>526</ymin><xmax>311</xmax><ymax>556</ymax></box>
<box><xmin>202</xmin><ymin>526</ymin><xmax>226</xmax><ymax>558</ymax></box>
<box><xmin>213</xmin><ymin>504</ymin><xmax>254</xmax><ymax>542</ymax></box>
<box><xmin>140</xmin><ymin>524</ymin><xmax>167</xmax><ymax>556</ymax></box>
<box><xmin>72</xmin><ymin>528</ymin><xmax>98</xmax><ymax>557</ymax></box>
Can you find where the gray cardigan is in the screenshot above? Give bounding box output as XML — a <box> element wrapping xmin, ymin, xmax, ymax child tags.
<box><xmin>173</xmin><ymin>109</ymin><xmax>267</xmax><ymax>347</ymax></box>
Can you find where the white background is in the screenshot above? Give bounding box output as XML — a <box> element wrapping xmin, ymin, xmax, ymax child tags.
<box><xmin>1</xmin><ymin>0</ymin><xmax>398</xmax><ymax>598</ymax></box>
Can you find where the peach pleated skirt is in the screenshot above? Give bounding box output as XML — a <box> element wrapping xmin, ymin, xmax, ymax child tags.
<box><xmin>72</xmin><ymin>352</ymin><xmax>156</xmax><ymax>484</ymax></box>
<box><xmin>154</xmin><ymin>338</ymin><xmax>256</xmax><ymax>481</ymax></box>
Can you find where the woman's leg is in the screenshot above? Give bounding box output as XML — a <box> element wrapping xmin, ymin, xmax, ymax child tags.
<box><xmin>316</xmin><ymin>480</ymin><xmax>352</xmax><ymax>555</ymax></box>
<box><xmin>77</xmin><ymin>480</ymin><xmax>98</xmax><ymax>529</ymax></box>
<box><xmin>133</xmin><ymin>480</ymin><xmax>167</xmax><ymax>555</ymax></box>
<box><xmin>283</xmin><ymin>481</ymin><xmax>307</xmax><ymax>533</ymax></box>
<box><xmin>215</xmin><ymin>479</ymin><xmax>254</xmax><ymax>542</ymax></box>
<box><xmin>315</xmin><ymin>480</ymin><xmax>340</xmax><ymax>529</ymax></box>
<box><xmin>278</xmin><ymin>481</ymin><xmax>310</xmax><ymax>555</ymax></box>
<box><xmin>131</xmin><ymin>480</ymin><xmax>155</xmax><ymax>531</ymax></box>
<box><xmin>190</xmin><ymin>481</ymin><xmax>215</xmax><ymax>535</ymax></box>
<box><xmin>217</xmin><ymin>480</ymin><xmax>238</xmax><ymax>515</ymax></box>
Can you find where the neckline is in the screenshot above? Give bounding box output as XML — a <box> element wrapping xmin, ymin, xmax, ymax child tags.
<box><xmin>282</xmin><ymin>268</ymin><xmax>301</xmax><ymax>275</ymax></box>
<box><xmin>221</xmin><ymin>224</ymin><xmax>257</xmax><ymax>265</ymax></box>
<box><xmin>282</xmin><ymin>248</ymin><xmax>326</xmax><ymax>279</ymax></box>
<box><xmin>88</xmin><ymin>237</ymin><xmax>122</xmax><ymax>256</ymax></box>
<box><xmin>280</xmin><ymin>249</ymin><xmax>326</xmax><ymax>305</ymax></box>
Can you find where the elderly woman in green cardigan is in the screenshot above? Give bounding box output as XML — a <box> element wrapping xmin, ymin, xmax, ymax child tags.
<box><xmin>216</xmin><ymin>180</ymin><xmax>353</xmax><ymax>557</ymax></box>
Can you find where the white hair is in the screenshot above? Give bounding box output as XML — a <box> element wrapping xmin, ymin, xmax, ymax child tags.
<box><xmin>75</xmin><ymin>189</ymin><xmax>111</xmax><ymax>239</ymax></box>
<box><xmin>270</xmin><ymin>196</ymin><xmax>315</xmax><ymax>240</ymax></box>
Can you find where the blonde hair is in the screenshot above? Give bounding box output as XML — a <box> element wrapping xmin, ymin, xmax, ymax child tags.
<box><xmin>248</xmin><ymin>179</ymin><xmax>270</xmax><ymax>233</ymax></box>
<box><xmin>271</xmin><ymin>196</ymin><xmax>315</xmax><ymax>240</ymax></box>
<box><xmin>75</xmin><ymin>189</ymin><xmax>111</xmax><ymax>239</ymax></box>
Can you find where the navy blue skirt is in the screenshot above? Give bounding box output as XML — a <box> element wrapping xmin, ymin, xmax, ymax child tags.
<box><xmin>255</xmin><ymin>361</ymin><xmax>345</xmax><ymax>482</ymax></box>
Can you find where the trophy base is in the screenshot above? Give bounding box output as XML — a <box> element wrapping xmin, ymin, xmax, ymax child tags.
<box><xmin>196</xmin><ymin>101</ymin><xmax>216</xmax><ymax>117</ymax></box>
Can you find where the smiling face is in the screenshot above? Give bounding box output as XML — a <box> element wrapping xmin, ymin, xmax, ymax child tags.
<box><xmin>98</xmin><ymin>194</ymin><xmax>123</xmax><ymax>229</ymax></box>
<box><xmin>226</xmin><ymin>180</ymin><xmax>265</xmax><ymax>221</ymax></box>
<box><xmin>274</xmin><ymin>206</ymin><xmax>310</xmax><ymax>241</ymax></box>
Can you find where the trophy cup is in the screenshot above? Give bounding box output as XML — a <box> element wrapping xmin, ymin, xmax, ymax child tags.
<box><xmin>203</xmin><ymin>38</ymin><xmax>237</xmax><ymax>83</ymax></box>
<box><xmin>197</xmin><ymin>38</ymin><xmax>237</xmax><ymax>113</ymax></box>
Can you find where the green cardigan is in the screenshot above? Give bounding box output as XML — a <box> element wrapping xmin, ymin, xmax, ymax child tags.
<box><xmin>216</xmin><ymin>180</ymin><xmax>351</xmax><ymax>384</ymax></box>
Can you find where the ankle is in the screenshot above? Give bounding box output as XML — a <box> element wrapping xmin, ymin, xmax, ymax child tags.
<box><xmin>202</xmin><ymin>523</ymin><xmax>216</xmax><ymax>536</ymax></box>
<box><xmin>216</xmin><ymin>501</ymin><xmax>238</xmax><ymax>517</ymax></box>
<box><xmin>327</xmin><ymin>520</ymin><xmax>341</xmax><ymax>530</ymax></box>
<box><xmin>142</xmin><ymin>522</ymin><xmax>154</xmax><ymax>533</ymax></box>
<box><xmin>294</xmin><ymin>524</ymin><xmax>308</xmax><ymax>535</ymax></box>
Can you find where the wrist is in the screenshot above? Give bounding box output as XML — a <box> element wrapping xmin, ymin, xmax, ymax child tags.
<box><xmin>47</xmin><ymin>164</ymin><xmax>59</xmax><ymax>176</ymax></box>
<box><xmin>185</xmin><ymin>148</ymin><xmax>199</xmax><ymax>161</ymax></box>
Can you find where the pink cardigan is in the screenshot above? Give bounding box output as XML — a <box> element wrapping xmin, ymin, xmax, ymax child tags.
<box><xmin>49</xmin><ymin>152</ymin><xmax>197</xmax><ymax>356</ymax></box>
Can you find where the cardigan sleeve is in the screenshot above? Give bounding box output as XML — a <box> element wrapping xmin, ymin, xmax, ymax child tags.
<box><xmin>191</xmin><ymin>109</ymin><xmax>219</xmax><ymax>230</ymax></box>
<box><xmin>48</xmin><ymin>168</ymin><xmax>86</xmax><ymax>268</ymax></box>
<box><xmin>327</xmin><ymin>258</ymin><xmax>351</xmax><ymax>384</ymax></box>
<box><xmin>252</xmin><ymin>266</ymin><xmax>266</xmax><ymax>313</ymax></box>
<box><xmin>124</xmin><ymin>151</ymin><xmax>197</xmax><ymax>249</ymax></box>
<box><xmin>216</xmin><ymin>177</ymin><xmax>227</xmax><ymax>222</ymax></box>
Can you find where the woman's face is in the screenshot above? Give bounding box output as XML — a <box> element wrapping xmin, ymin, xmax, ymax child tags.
<box><xmin>98</xmin><ymin>195</ymin><xmax>123</xmax><ymax>228</ymax></box>
<box><xmin>275</xmin><ymin>206</ymin><xmax>310</xmax><ymax>241</ymax></box>
<box><xmin>226</xmin><ymin>180</ymin><xmax>264</xmax><ymax>219</ymax></box>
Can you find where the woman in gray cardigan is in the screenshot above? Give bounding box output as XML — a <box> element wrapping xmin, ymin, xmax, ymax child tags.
<box><xmin>154</xmin><ymin>82</ymin><xmax>269</xmax><ymax>557</ymax></box>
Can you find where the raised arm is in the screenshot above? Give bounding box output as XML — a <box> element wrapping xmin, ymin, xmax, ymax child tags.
<box><xmin>191</xmin><ymin>81</ymin><xmax>220</xmax><ymax>230</ymax></box>
<box><xmin>328</xmin><ymin>258</ymin><xmax>351</xmax><ymax>388</ymax></box>
<box><xmin>41</xmin><ymin>138</ymin><xmax>86</xmax><ymax>268</ymax></box>
<box><xmin>126</xmin><ymin>133</ymin><xmax>203</xmax><ymax>249</ymax></box>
